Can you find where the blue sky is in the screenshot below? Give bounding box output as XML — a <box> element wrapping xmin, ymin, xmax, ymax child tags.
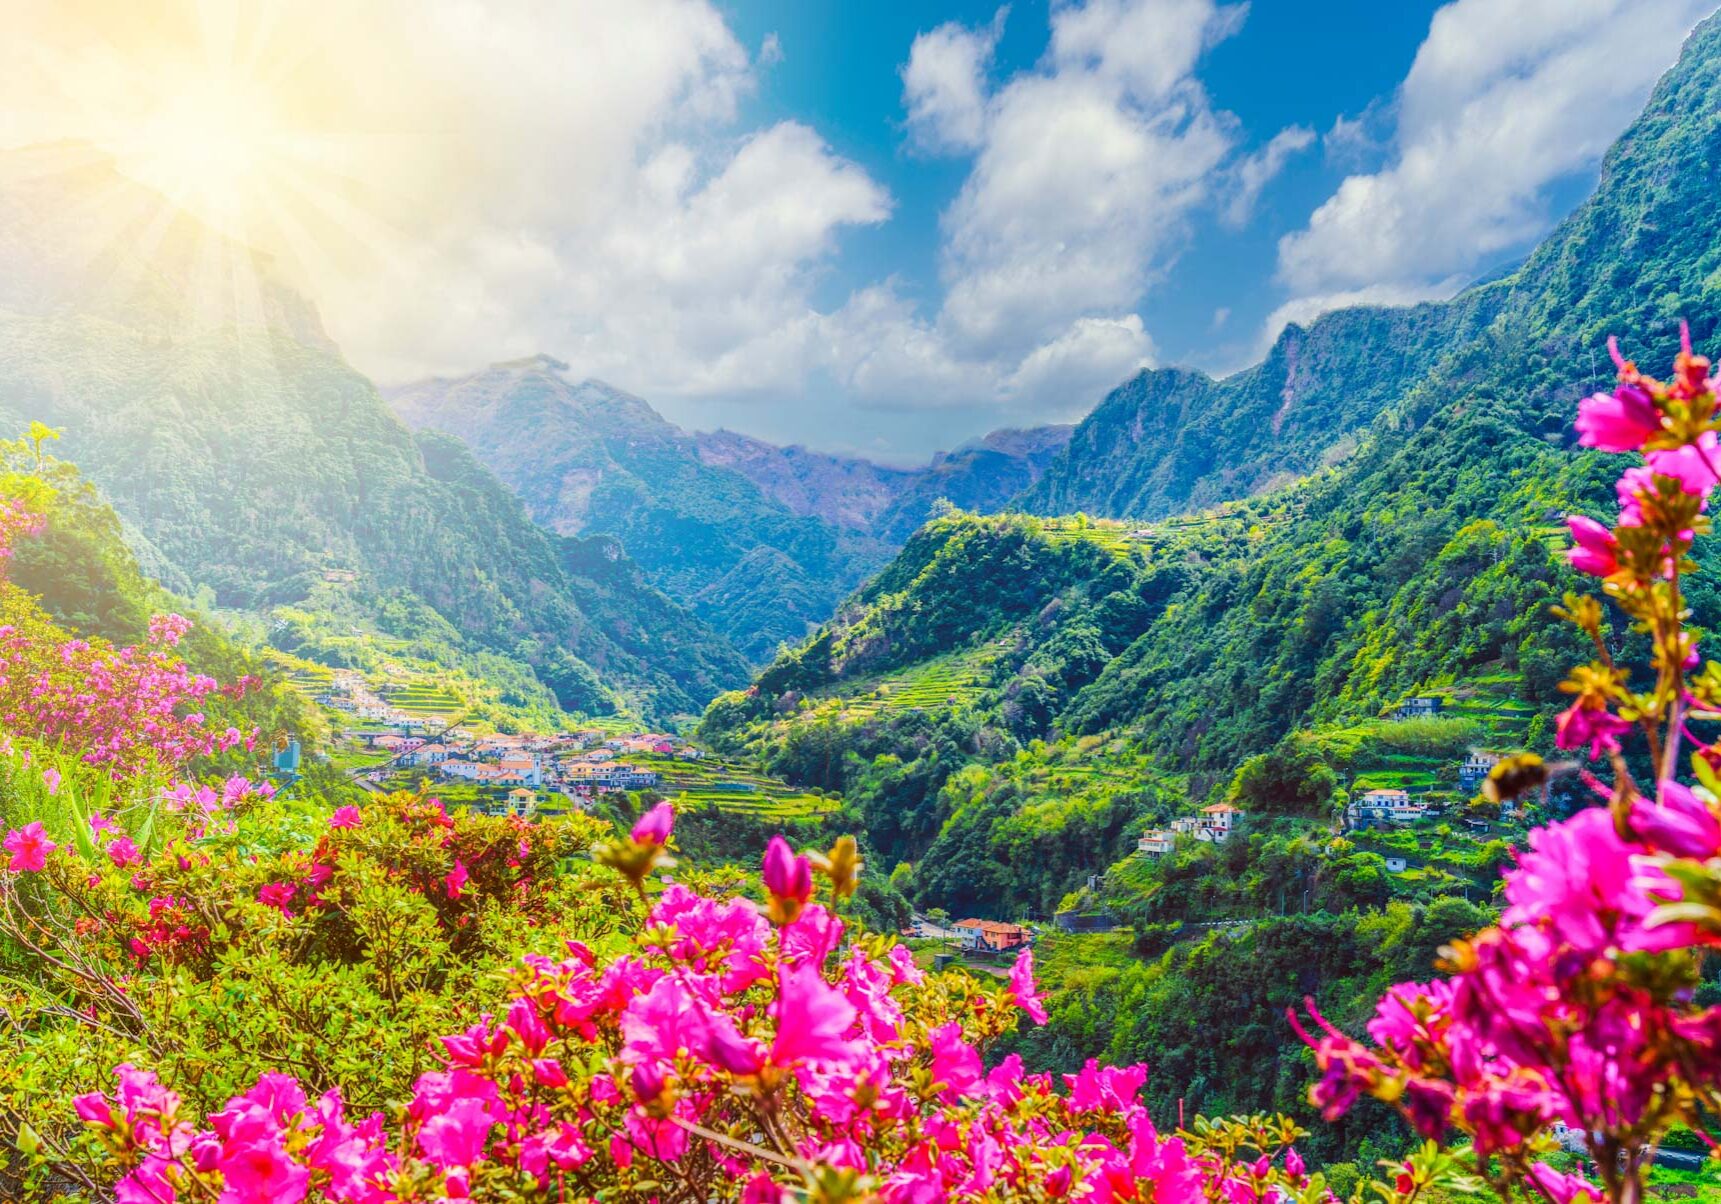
<box><xmin>722</xmin><ymin>0</ymin><xmax>1451</xmax><ymax>380</ymax></box>
<box><xmin>14</xmin><ymin>0</ymin><xmax>1710</xmax><ymax>461</ymax></box>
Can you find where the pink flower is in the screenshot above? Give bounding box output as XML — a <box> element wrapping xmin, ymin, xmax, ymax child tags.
<box><xmin>328</xmin><ymin>806</ymin><xmax>361</xmax><ymax>830</ymax></box>
<box><xmin>631</xmin><ymin>801</ymin><xmax>675</xmax><ymax>846</ymax></box>
<box><xmin>73</xmin><ymin>1091</ymin><xmax>114</xmax><ymax>1127</ymax></box>
<box><xmin>257</xmin><ymin>882</ymin><xmax>296</xmax><ymax>916</ymax></box>
<box><xmin>107</xmin><ymin>835</ymin><xmax>142</xmax><ymax>868</ymax></box>
<box><xmin>445</xmin><ymin>858</ymin><xmax>469</xmax><ymax>899</ymax></box>
<box><xmin>412</xmin><ymin>1072</ymin><xmax>504</xmax><ymax>1169</ymax></box>
<box><xmin>1647</xmin><ymin>429</ymin><xmax>1721</xmax><ymax>497</ymax></box>
<box><xmin>1565</xmin><ymin>515</ymin><xmax>1619</xmax><ymax>576</ymax></box>
<box><xmin>1503</xmin><ymin>808</ymin><xmax>1640</xmax><ymax>955</ymax></box>
<box><xmin>1575</xmin><ymin>384</ymin><xmax>1660</xmax><ymax>452</ymax></box>
<box><xmin>115</xmin><ymin>1158</ymin><xmax>179</xmax><ymax>1204</ymax></box>
<box><xmin>1009</xmin><ymin>947</ymin><xmax>1048</xmax><ymax>1024</ymax></box>
<box><xmin>147</xmin><ymin>613</ymin><xmax>193</xmax><ymax>647</ymax></box>
<box><xmin>762</xmin><ymin>836</ymin><xmax>812</xmax><ymax>905</ymax></box>
<box><xmin>927</xmin><ymin>1022</ymin><xmax>983</xmax><ymax>1097</ymax></box>
<box><xmin>770</xmin><ymin>962</ymin><xmax>860</xmax><ymax>1068</ymax></box>
<box><xmin>3</xmin><ymin>822</ymin><xmax>55</xmax><ymax>872</ymax></box>
<box><xmin>1528</xmin><ymin>1163</ymin><xmax>1602</xmax><ymax>1204</ymax></box>
<box><xmin>40</xmin><ymin>766</ymin><xmax>60</xmax><ymax>795</ymax></box>
<box><xmin>216</xmin><ymin>1135</ymin><xmax>309</xmax><ymax>1203</ymax></box>
<box><xmin>1554</xmin><ymin>701</ymin><xmax>1631</xmax><ymax>760</ymax></box>
<box><xmin>1631</xmin><ymin>781</ymin><xmax>1721</xmax><ymax>860</ymax></box>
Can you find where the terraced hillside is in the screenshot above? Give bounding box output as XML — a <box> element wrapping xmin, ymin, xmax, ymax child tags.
<box><xmin>385</xmin><ymin>683</ymin><xmax>464</xmax><ymax>719</ymax></box>
<box><xmin>635</xmin><ymin>753</ymin><xmax>841</xmax><ymax>823</ymax></box>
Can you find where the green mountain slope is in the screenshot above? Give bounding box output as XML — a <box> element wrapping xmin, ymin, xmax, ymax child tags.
<box><xmin>0</xmin><ymin>148</ymin><xmax>746</xmax><ymax>721</ymax></box>
<box><xmin>388</xmin><ymin>359</ymin><xmax>880</xmax><ymax>662</ymax></box>
<box><xmin>390</xmin><ymin>362</ymin><xmax>1075</xmax><ymax>658</ymax></box>
<box><xmin>1</xmin><ymin>435</ymin><xmax>323</xmax><ymax>765</ymax></box>
<box><xmin>1020</xmin><ymin>296</ymin><xmax>1507</xmax><ymax>519</ymax></box>
<box><xmin>701</xmin><ymin>11</ymin><xmax>1721</xmax><ymax>914</ymax></box>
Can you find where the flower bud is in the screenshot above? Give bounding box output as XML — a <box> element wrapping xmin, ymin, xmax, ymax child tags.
<box><xmin>631</xmin><ymin>802</ymin><xmax>675</xmax><ymax>846</ymax></box>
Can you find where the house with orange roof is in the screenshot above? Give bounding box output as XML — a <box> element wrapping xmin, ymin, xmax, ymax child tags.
<box><xmin>953</xmin><ymin>918</ymin><xmax>1032</xmax><ymax>952</ymax></box>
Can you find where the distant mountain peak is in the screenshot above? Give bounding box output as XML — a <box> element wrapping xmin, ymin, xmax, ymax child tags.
<box><xmin>489</xmin><ymin>353</ymin><xmax>571</xmax><ymax>375</ymax></box>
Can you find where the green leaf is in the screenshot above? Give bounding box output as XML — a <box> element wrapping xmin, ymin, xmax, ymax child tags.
<box><xmin>135</xmin><ymin>802</ymin><xmax>158</xmax><ymax>860</ymax></box>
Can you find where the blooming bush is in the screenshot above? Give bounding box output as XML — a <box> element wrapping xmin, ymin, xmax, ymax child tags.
<box><xmin>56</xmin><ymin>817</ymin><xmax>1330</xmax><ymax>1204</ymax></box>
<box><xmin>1296</xmin><ymin>331</ymin><xmax>1721</xmax><ymax>1204</ymax></box>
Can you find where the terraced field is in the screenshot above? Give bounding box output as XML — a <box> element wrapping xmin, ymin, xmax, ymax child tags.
<box><xmin>1033</xmin><ymin>516</ymin><xmax>1149</xmax><ymax>560</ymax></box>
<box><xmin>386</xmin><ymin>683</ymin><xmax>465</xmax><ymax>717</ymax></box>
<box><xmin>261</xmin><ymin>650</ymin><xmax>335</xmax><ymax>699</ymax></box>
<box><xmin>634</xmin><ymin>754</ymin><xmax>840</xmax><ymax>821</ymax></box>
<box><xmin>818</xmin><ymin>641</ymin><xmax>1009</xmax><ymax>719</ymax></box>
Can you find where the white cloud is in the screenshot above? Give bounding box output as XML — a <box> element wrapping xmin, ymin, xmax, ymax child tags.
<box><xmin>0</xmin><ymin>0</ymin><xmax>892</xmax><ymax>402</ymax></box>
<box><xmin>1004</xmin><ymin>315</ymin><xmax>1155</xmax><ymax>412</ymax></box>
<box><xmin>1220</xmin><ymin>125</ymin><xmax>1314</xmax><ymax>227</ymax></box>
<box><xmin>1047</xmin><ymin>0</ymin><xmax>1247</xmax><ymax>98</ymax></box>
<box><xmin>1277</xmin><ymin>0</ymin><xmax>1711</xmax><ymax>305</ymax></box>
<box><xmin>916</xmin><ymin>0</ymin><xmax>1244</xmax><ymax>368</ymax></box>
<box><xmin>901</xmin><ymin>10</ymin><xmax>1007</xmax><ymax>154</ymax></box>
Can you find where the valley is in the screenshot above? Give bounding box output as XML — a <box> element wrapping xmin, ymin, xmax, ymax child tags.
<box><xmin>6</xmin><ymin>6</ymin><xmax>1721</xmax><ymax>1198</ymax></box>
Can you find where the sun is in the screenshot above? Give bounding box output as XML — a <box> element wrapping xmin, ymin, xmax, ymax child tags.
<box><xmin>117</xmin><ymin>70</ymin><xmax>292</xmax><ymax>239</ymax></box>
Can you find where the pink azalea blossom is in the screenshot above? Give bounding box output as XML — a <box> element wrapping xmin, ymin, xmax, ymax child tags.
<box><xmin>631</xmin><ymin>801</ymin><xmax>675</xmax><ymax>846</ymax></box>
<box><xmin>257</xmin><ymin>882</ymin><xmax>296</xmax><ymax>916</ymax></box>
<box><xmin>761</xmin><ymin>835</ymin><xmax>812</xmax><ymax>906</ymax></box>
<box><xmin>147</xmin><ymin>613</ymin><xmax>193</xmax><ymax>647</ymax></box>
<box><xmin>1575</xmin><ymin>384</ymin><xmax>1660</xmax><ymax>452</ymax></box>
<box><xmin>1009</xmin><ymin>947</ymin><xmax>1048</xmax><ymax>1024</ymax></box>
<box><xmin>769</xmin><ymin>962</ymin><xmax>860</xmax><ymax>1068</ymax></box>
<box><xmin>445</xmin><ymin>858</ymin><xmax>469</xmax><ymax>899</ymax></box>
<box><xmin>1566</xmin><ymin>515</ymin><xmax>1619</xmax><ymax>576</ymax></box>
<box><xmin>328</xmin><ymin>805</ymin><xmax>361</xmax><ymax>830</ymax></box>
<box><xmin>1647</xmin><ymin>429</ymin><xmax>1721</xmax><ymax>498</ymax></box>
<box><xmin>3</xmin><ymin>822</ymin><xmax>55</xmax><ymax>872</ymax></box>
<box><xmin>1555</xmin><ymin>701</ymin><xmax>1632</xmax><ymax>760</ymax></box>
<box><xmin>107</xmin><ymin>835</ymin><xmax>142</xmax><ymax>868</ymax></box>
<box><xmin>1631</xmin><ymin>781</ymin><xmax>1721</xmax><ymax>861</ymax></box>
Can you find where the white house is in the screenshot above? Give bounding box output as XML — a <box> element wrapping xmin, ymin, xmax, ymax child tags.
<box><xmin>1137</xmin><ymin>829</ymin><xmax>1176</xmax><ymax>856</ymax></box>
<box><xmin>1346</xmin><ymin>788</ymin><xmax>1428</xmax><ymax>827</ymax></box>
<box><xmin>1169</xmin><ymin>804</ymin><xmax>1240</xmax><ymax>844</ymax></box>
<box><xmin>1459</xmin><ymin>750</ymin><xmax>1506</xmax><ymax>792</ymax></box>
<box><xmin>1198</xmin><ymin>803</ymin><xmax>1240</xmax><ymax>840</ymax></box>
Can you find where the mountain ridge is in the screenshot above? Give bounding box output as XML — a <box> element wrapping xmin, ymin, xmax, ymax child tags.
<box><xmin>388</xmin><ymin>357</ymin><xmax>1075</xmax><ymax>657</ymax></box>
<box><xmin>0</xmin><ymin>149</ymin><xmax>747</xmax><ymax>721</ymax></box>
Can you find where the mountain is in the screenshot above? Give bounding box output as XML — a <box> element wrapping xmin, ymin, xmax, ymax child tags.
<box><xmin>387</xmin><ymin>359</ymin><xmax>884</xmax><ymax>662</ymax></box>
<box><xmin>876</xmin><ymin>426</ymin><xmax>1075</xmax><ymax>541</ymax></box>
<box><xmin>690</xmin><ymin>430</ymin><xmax>915</xmax><ymax>531</ymax></box>
<box><xmin>0</xmin><ymin>144</ymin><xmax>747</xmax><ymax>721</ymax></box>
<box><xmin>693</xmin><ymin>424</ymin><xmax>1074</xmax><ymax>542</ymax></box>
<box><xmin>389</xmin><ymin>360</ymin><xmax>1074</xmax><ymax>657</ymax></box>
<box><xmin>703</xmin><ymin>10</ymin><xmax>1721</xmax><ymax>906</ymax></box>
<box><xmin>1020</xmin><ymin>297</ymin><xmax>1508</xmax><ymax>519</ymax></box>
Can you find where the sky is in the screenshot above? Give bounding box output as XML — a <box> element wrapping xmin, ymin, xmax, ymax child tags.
<box><xmin>2</xmin><ymin>0</ymin><xmax>1715</xmax><ymax>462</ymax></box>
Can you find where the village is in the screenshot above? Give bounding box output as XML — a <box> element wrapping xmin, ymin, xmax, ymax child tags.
<box><xmin>349</xmin><ymin>725</ymin><xmax>687</xmax><ymax>816</ymax></box>
<box><xmin>310</xmin><ymin>670</ymin><xmax>1529</xmax><ymax>963</ymax></box>
<box><xmin>307</xmin><ymin>667</ymin><xmax>693</xmax><ymax>817</ymax></box>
